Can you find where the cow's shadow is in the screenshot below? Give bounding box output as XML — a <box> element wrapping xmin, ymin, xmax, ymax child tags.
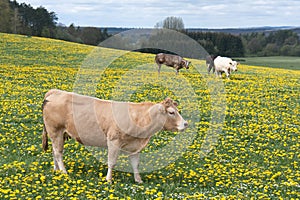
<box><xmin>230</xmin><ymin>77</ymin><xmax>244</xmax><ymax>81</ymax></box>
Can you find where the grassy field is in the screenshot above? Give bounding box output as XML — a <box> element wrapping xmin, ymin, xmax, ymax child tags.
<box><xmin>0</xmin><ymin>33</ymin><xmax>299</xmax><ymax>199</ymax></box>
<box><xmin>236</xmin><ymin>56</ymin><xmax>300</xmax><ymax>70</ymax></box>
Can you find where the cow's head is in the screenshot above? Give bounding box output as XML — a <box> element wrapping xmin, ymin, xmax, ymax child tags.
<box><xmin>159</xmin><ymin>98</ymin><xmax>188</xmax><ymax>131</ymax></box>
<box><xmin>181</xmin><ymin>60</ymin><xmax>191</xmax><ymax>69</ymax></box>
<box><xmin>229</xmin><ymin>61</ymin><xmax>238</xmax><ymax>72</ymax></box>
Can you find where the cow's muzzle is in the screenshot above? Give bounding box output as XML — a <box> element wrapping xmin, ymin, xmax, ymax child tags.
<box><xmin>178</xmin><ymin>120</ymin><xmax>188</xmax><ymax>131</ymax></box>
<box><xmin>184</xmin><ymin>121</ymin><xmax>188</xmax><ymax>128</ymax></box>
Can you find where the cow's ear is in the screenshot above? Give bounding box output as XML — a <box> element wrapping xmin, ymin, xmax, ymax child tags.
<box><xmin>158</xmin><ymin>104</ymin><xmax>166</xmax><ymax>113</ymax></box>
<box><xmin>162</xmin><ymin>98</ymin><xmax>178</xmax><ymax>108</ymax></box>
<box><xmin>162</xmin><ymin>98</ymin><xmax>173</xmax><ymax>107</ymax></box>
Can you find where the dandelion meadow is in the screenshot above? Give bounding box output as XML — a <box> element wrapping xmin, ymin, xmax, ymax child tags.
<box><xmin>0</xmin><ymin>33</ymin><xmax>299</xmax><ymax>199</ymax></box>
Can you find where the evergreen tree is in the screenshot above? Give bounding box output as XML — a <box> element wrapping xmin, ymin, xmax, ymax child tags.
<box><xmin>0</xmin><ymin>0</ymin><xmax>13</xmax><ymax>32</ymax></box>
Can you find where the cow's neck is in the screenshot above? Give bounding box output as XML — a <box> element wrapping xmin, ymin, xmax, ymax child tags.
<box><xmin>126</xmin><ymin>103</ymin><xmax>165</xmax><ymax>139</ymax></box>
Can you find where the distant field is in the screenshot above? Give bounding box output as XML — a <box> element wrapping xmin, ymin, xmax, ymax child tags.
<box><xmin>236</xmin><ymin>56</ymin><xmax>300</xmax><ymax>70</ymax></box>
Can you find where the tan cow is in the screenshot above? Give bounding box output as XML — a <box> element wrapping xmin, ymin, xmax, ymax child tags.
<box><xmin>42</xmin><ymin>89</ymin><xmax>188</xmax><ymax>183</ymax></box>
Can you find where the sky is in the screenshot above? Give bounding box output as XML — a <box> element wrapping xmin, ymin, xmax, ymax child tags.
<box><xmin>21</xmin><ymin>0</ymin><xmax>300</xmax><ymax>28</ymax></box>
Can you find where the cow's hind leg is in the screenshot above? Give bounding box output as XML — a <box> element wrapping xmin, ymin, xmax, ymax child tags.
<box><xmin>51</xmin><ymin>130</ymin><xmax>67</xmax><ymax>173</ymax></box>
<box><xmin>207</xmin><ymin>64</ymin><xmax>212</xmax><ymax>74</ymax></box>
<box><xmin>215</xmin><ymin>71</ymin><xmax>219</xmax><ymax>78</ymax></box>
<box><xmin>129</xmin><ymin>153</ymin><xmax>142</xmax><ymax>183</ymax></box>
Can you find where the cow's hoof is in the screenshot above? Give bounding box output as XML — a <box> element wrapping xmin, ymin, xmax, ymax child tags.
<box><xmin>134</xmin><ymin>175</ymin><xmax>143</xmax><ymax>183</ymax></box>
<box><xmin>106</xmin><ymin>178</ymin><xmax>113</xmax><ymax>184</ymax></box>
<box><xmin>106</xmin><ymin>175</ymin><xmax>113</xmax><ymax>183</ymax></box>
<box><xmin>135</xmin><ymin>179</ymin><xmax>143</xmax><ymax>184</ymax></box>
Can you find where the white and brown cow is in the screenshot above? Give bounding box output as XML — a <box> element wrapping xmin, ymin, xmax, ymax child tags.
<box><xmin>155</xmin><ymin>53</ymin><xmax>190</xmax><ymax>75</ymax></box>
<box><xmin>213</xmin><ymin>56</ymin><xmax>239</xmax><ymax>79</ymax></box>
<box><xmin>42</xmin><ymin>89</ymin><xmax>188</xmax><ymax>183</ymax></box>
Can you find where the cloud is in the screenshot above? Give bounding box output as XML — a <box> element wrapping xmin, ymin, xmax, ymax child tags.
<box><xmin>22</xmin><ymin>0</ymin><xmax>300</xmax><ymax>28</ymax></box>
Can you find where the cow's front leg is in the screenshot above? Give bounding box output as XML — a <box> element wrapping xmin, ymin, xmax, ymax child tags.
<box><xmin>225</xmin><ymin>70</ymin><xmax>230</xmax><ymax>79</ymax></box>
<box><xmin>157</xmin><ymin>64</ymin><xmax>161</xmax><ymax>74</ymax></box>
<box><xmin>175</xmin><ymin>65</ymin><xmax>180</xmax><ymax>75</ymax></box>
<box><xmin>129</xmin><ymin>153</ymin><xmax>142</xmax><ymax>183</ymax></box>
<box><xmin>106</xmin><ymin>140</ymin><xmax>120</xmax><ymax>182</ymax></box>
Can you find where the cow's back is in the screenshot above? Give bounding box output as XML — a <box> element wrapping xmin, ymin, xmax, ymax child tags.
<box><xmin>43</xmin><ymin>89</ymin><xmax>109</xmax><ymax>147</ymax></box>
<box><xmin>214</xmin><ymin>56</ymin><xmax>232</xmax><ymax>69</ymax></box>
<box><xmin>155</xmin><ymin>53</ymin><xmax>182</xmax><ymax>65</ymax></box>
<box><xmin>165</xmin><ymin>54</ymin><xmax>182</xmax><ymax>67</ymax></box>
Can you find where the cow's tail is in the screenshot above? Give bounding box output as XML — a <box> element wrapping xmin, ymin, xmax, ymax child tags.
<box><xmin>42</xmin><ymin>123</ymin><xmax>49</xmax><ymax>152</ymax></box>
<box><xmin>42</xmin><ymin>89</ymin><xmax>61</xmax><ymax>151</ymax></box>
<box><xmin>42</xmin><ymin>98</ymin><xmax>49</xmax><ymax>152</ymax></box>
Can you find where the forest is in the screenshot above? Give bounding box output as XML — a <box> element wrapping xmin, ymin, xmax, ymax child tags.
<box><xmin>0</xmin><ymin>0</ymin><xmax>110</xmax><ymax>45</ymax></box>
<box><xmin>1</xmin><ymin>0</ymin><xmax>300</xmax><ymax>57</ymax></box>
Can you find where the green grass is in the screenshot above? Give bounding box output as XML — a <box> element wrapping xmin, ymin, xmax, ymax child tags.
<box><xmin>236</xmin><ymin>56</ymin><xmax>300</xmax><ymax>70</ymax></box>
<box><xmin>0</xmin><ymin>33</ymin><xmax>299</xmax><ymax>199</ymax></box>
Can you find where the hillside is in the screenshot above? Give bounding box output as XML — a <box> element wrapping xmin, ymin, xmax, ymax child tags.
<box><xmin>0</xmin><ymin>33</ymin><xmax>94</xmax><ymax>68</ymax></box>
<box><xmin>0</xmin><ymin>33</ymin><xmax>299</xmax><ymax>199</ymax></box>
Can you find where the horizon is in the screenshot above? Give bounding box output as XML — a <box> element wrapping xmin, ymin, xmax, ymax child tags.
<box><xmin>57</xmin><ymin>25</ymin><xmax>299</xmax><ymax>29</ymax></box>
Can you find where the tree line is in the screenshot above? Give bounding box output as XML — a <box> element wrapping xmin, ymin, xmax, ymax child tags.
<box><xmin>0</xmin><ymin>0</ymin><xmax>110</xmax><ymax>45</ymax></box>
<box><xmin>186</xmin><ymin>31</ymin><xmax>245</xmax><ymax>57</ymax></box>
<box><xmin>242</xmin><ymin>30</ymin><xmax>300</xmax><ymax>56</ymax></box>
<box><xmin>1</xmin><ymin>1</ymin><xmax>300</xmax><ymax>57</ymax></box>
<box><xmin>187</xmin><ymin>30</ymin><xmax>300</xmax><ymax>57</ymax></box>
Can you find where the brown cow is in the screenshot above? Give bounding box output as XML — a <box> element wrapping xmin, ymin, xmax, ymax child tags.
<box><xmin>155</xmin><ymin>53</ymin><xmax>190</xmax><ymax>75</ymax></box>
<box><xmin>42</xmin><ymin>89</ymin><xmax>188</xmax><ymax>183</ymax></box>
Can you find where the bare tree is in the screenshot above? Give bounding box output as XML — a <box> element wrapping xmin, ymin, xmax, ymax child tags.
<box><xmin>155</xmin><ymin>16</ymin><xmax>185</xmax><ymax>32</ymax></box>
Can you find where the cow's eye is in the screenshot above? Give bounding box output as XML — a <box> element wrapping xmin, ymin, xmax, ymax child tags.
<box><xmin>168</xmin><ymin>111</ymin><xmax>175</xmax><ymax>115</ymax></box>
